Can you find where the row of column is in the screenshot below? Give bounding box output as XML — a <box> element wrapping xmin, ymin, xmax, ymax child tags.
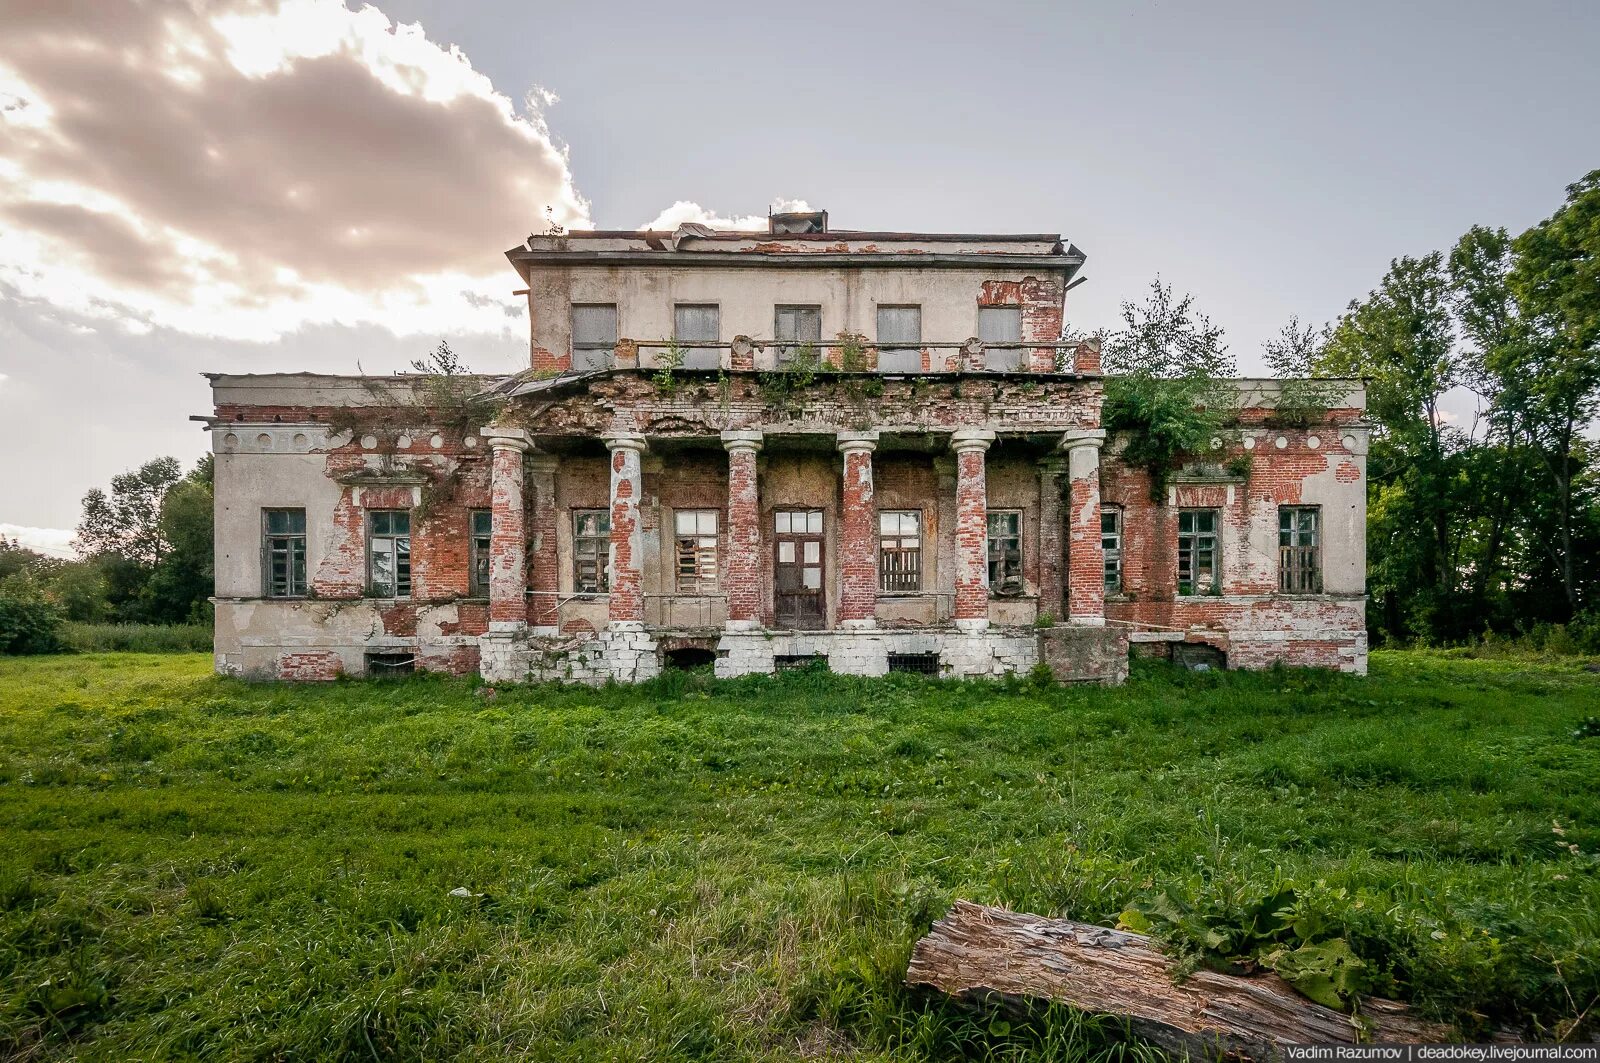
<box><xmin>483</xmin><ymin>424</ymin><xmax>1107</xmax><ymax>634</ymax></box>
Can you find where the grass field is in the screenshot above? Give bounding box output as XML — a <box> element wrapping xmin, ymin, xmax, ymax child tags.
<box><xmin>2</xmin><ymin>651</ymin><xmax>1598</xmax><ymax>1060</ymax></box>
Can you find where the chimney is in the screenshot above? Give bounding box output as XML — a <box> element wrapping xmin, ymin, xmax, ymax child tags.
<box><xmin>768</xmin><ymin>209</ymin><xmax>828</xmax><ymax>235</ymax></box>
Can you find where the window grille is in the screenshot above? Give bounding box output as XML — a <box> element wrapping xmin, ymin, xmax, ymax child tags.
<box><xmin>878</xmin><ymin>510</ymin><xmax>922</xmax><ymax>593</ymax></box>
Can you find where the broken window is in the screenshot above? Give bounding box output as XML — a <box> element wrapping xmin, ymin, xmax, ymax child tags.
<box><xmin>879</xmin><ymin>510</ymin><xmax>922</xmax><ymax>594</ymax></box>
<box><xmin>876</xmin><ymin>305</ymin><xmax>921</xmax><ymax>373</ymax></box>
<box><xmin>1279</xmin><ymin>506</ymin><xmax>1321</xmax><ymax>593</ymax></box>
<box><xmin>673</xmin><ymin>304</ymin><xmax>720</xmax><ymax>369</ymax></box>
<box><xmin>573</xmin><ymin>509</ymin><xmax>611</xmax><ymax>594</ymax></box>
<box><xmin>262</xmin><ymin>508</ymin><xmax>307</xmax><ymax>598</ymax></box>
<box><xmin>470</xmin><ymin>509</ymin><xmax>492</xmax><ymax>598</ymax></box>
<box><xmin>674</xmin><ymin>509</ymin><xmax>719</xmax><ymax>593</ymax></box>
<box><xmin>1101</xmin><ymin>505</ymin><xmax>1123</xmax><ymax>595</ymax></box>
<box><xmin>1177</xmin><ymin>509</ymin><xmax>1219</xmax><ymax>596</ymax></box>
<box><xmin>978</xmin><ymin>306</ymin><xmax>1023</xmax><ymax>371</ymax></box>
<box><xmin>774</xmin><ymin>305</ymin><xmax>821</xmax><ymax>364</ymax></box>
<box><xmin>367</xmin><ymin>509</ymin><xmax>412</xmax><ymax>599</ymax></box>
<box><xmin>986</xmin><ymin>510</ymin><xmax>1023</xmax><ymax>597</ymax></box>
<box><xmin>571</xmin><ymin>303</ymin><xmax>617</xmax><ymax>370</ymax></box>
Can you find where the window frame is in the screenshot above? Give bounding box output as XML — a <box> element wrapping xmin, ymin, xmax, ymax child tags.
<box><xmin>1278</xmin><ymin>505</ymin><xmax>1322</xmax><ymax>594</ymax></box>
<box><xmin>978</xmin><ymin>306</ymin><xmax>1024</xmax><ymax>371</ymax></box>
<box><xmin>1176</xmin><ymin>508</ymin><xmax>1220</xmax><ymax>597</ymax></box>
<box><xmin>570</xmin><ymin>303</ymin><xmax>618</xmax><ymax>371</ymax></box>
<box><xmin>875</xmin><ymin>304</ymin><xmax>922</xmax><ymax>374</ymax></box>
<box><xmin>262</xmin><ymin>507</ymin><xmax>308</xmax><ymax>598</ymax></box>
<box><xmin>672</xmin><ymin>303</ymin><xmax>720</xmax><ymax>370</ymax></box>
<box><xmin>878</xmin><ymin>509</ymin><xmax>923</xmax><ymax>595</ymax></box>
<box><xmin>774</xmin><ymin>304</ymin><xmax>822</xmax><ymax>364</ymax></box>
<box><xmin>469</xmin><ymin>509</ymin><xmax>493</xmax><ymax>598</ymax></box>
<box><xmin>366</xmin><ymin>509</ymin><xmax>413</xmax><ymax>599</ymax></box>
<box><xmin>1101</xmin><ymin>505</ymin><xmax>1123</xmax><ymax>596</ymax></box>
<box><xmin>572</xmin><ymin>508</ymin><xmax>611</xmax><ymax>595</ymax></box>
<box><xmin>986</xmin><ymin>509</ymin><xmax>1024</xmax><ymax>598</ymax></box>
<box><xmin>674</xmin><ymin>509</ymin><xmax>720</xmax><ymax>593</ymax></box>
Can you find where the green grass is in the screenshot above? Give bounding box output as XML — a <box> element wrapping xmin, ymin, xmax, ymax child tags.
<box><xmin>1</xmin><ymin>651</ymin><xmax>1598</xmax><ymax>1060</ymax></box>
<box><xmin>58</xmin><ymin>623</ymin><xmax>212</xmax><ymax>654</ymax></box>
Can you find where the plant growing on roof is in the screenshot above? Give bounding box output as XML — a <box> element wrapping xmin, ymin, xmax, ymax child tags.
<box><xmin>1101</xmin><ymin>278</ymin><xmax>1240</xmax><ymax>500</ymax></box>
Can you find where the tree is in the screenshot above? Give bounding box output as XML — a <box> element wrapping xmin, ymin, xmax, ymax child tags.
<box><xmin>1501</xmin><ymin>172</ymin><xmax>1600</xmax><ymax>616</ymax></box>
<box><xmin>145</xmin><ymin>458</ymin><xmax>214</xmax><ymax>624</ymax></box>
<box><xmin>1101</xmin><ymin>279</ymin><xmax>1238</xmax><ymax>499</ymax></box>
<box><xmin>75</xmin><ymin>457</ymin><xmax>182</xmax><ymax>567</ymax></box>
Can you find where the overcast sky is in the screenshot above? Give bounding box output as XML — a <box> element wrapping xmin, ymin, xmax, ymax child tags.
<box><xmin>1</xmin><ymin>0</ymin><xmax>1596</xmax><ymax>555</ymax></box>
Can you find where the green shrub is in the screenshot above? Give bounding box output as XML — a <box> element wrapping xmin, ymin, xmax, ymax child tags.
<box><xmin>0</xmin><ymin>593</ymin><xmax>62</xmax><ymax>654</ymax></box>
<box><xmin>59</xmin><ymin>622</ymin><xmax>211</xmax><ymax>653</ymax></box>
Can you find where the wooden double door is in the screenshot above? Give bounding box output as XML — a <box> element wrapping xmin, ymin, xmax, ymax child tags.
<box><xmin>773</xmin><ymin>509</ymin><xmax>825</xmax><ymax>629</ymax></box>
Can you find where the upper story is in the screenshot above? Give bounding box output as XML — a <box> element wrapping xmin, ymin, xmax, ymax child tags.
<box><xmin>508</xmin><ymin>210</ymin><xmax>1095</xmax><ymax>376</ymax></box>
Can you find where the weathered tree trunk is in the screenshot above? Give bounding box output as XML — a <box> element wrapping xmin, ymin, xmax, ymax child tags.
<box><xmin>906</xmin><ymin>901</ymin><xmax>1455</xmax><ymax>1061</ymax></box>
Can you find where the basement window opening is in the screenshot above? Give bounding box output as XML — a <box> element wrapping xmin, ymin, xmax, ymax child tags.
<box><xmin>886</xmin><ymin>653</ymin><xmax>940</xmax><ymax>675</ymax></box>
<box><xmin>774</xmin><ymin>654</ymin><xmax>828</xmax><ymax>673</ymax></box>
<box><xmin>365</xmin><ymin>652</ymin><xmax>415</xmax><ymax>678</ymax></box>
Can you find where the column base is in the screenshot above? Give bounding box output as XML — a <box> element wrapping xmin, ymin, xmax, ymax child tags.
<box><xmin>723</xmin><ymin>618</ymin><xmax>762</xmax><ymax>633</ymax></box>
<box><xmin>953</xmin><ymin>617</ymin><xmax>991</xmax><ymax>633</ymax></box>
<box><xmin>837</xmin><ymin>617</ymin><xmax>878</xmax><ymax>631</ymax></box>
<box><xmin>1069</xmin><ymin>615</ymin><xmax>1107</xmax><ymax>627</ymax></box>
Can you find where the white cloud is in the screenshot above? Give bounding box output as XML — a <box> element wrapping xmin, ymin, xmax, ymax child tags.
<box><xmin>640</xmin><ymin>198</ymin><xmax>813</xmax><ymax>232</ymax></box>
<box><xmin>0</xmin><ymin>1</ymin><xmax>590</xmax><ymax>342</ymax></box>
<box><xmin>0</xmin><ymin>523</ymin><xmax>74</xmax><ymax>559</ymax></box>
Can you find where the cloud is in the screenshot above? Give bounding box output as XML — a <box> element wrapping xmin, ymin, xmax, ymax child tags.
<box><xmin>0</xmin><ymin>0</ymin><xmax>590</xmax><ymax>341</ymax></box>
<box><xmin>640</xmin><ymin>198</ymin><xmax>813</xmax><ymax>232</ymax></box>
<box><xmin>0</xmin><ymin>523</ymin><xmax>74</xmax><ymax>559</ymax></box>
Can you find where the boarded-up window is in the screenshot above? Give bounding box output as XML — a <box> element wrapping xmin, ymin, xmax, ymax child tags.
<box><xmin>470</xmin><ymin>509</ymin><xmax>492</xmax><ymax>597</ymax></box>
<box><xmin>573</xmin><ymin>509</ymin><xmax>611</xmax><ymax>594</ymax></box>
<box><xmin>1101</xmin><ymin>505</ymin><xmax>1123</xmax><ymax>595</ymax></box>
<box><xmin>673</xmin><ymin>304</ymin><xmax>720</xmax><ymax>369</ymax></box>
<box><xmin>367</xmin><ymin>509</ymin><xmax>412</xmax><ymax>598</ymax></box>
<box><xmin>675</xmin><ymin>509</ymin><xmax>719</xmax><ymax>592</ymax></box>
<box><xmin>979</xmin><ymin>306</ymin><xmax>1023</xmax><ymax>371</ymax></box>
<box><xmin>986</xmin><ymin>510</ymin><xmax>1023</xmax><ymax>597</ymax></box>
<box><xmin>877</xmin><ymin>305</ymin><xmax>921</xmax><ymax>373</ymax></box>
<box><xmin>1177</xmin><ymin>509</ymin><xmax>1219</xmax><ymax>596</ymax></box>
<box><xmin>775</xmin><ymin>305</ymin><xmax>821</xmax><ymax>364</ymax></box>
<box><xmin>1279</xmin><ymin>506</ymin><xmax>1321</xmax><ymax>593</ymax></box>
<box><xmin>262</xmin><ymin>508</ymin><xmax>307</xmax><ymax>597</ymax></box>
<box><xmin>571</xmin><ymin>304</ymin><xmax>617</xmax><ymax>370</ymax></box>
<box><xmin>879</xmin><ymin>510</ymin><xmax>922</xmax><ymax>593</ymax></box>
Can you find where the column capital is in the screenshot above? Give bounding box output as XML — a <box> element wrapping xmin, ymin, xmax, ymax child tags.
<box><xmin>481</xmin><ymin>425</ymin><xmax>531</xmax><ymax>452</ymax></box>
<box><xmin>603</xmin><ymin>434</ymin><xmax>648</xmax><ymax>454</ymax></box>
<box><xmin>836</xmin><ymin>430</ymin><xmax>879</xmax><ymax>454</ymax></box>
<box><xmin>1059</xmin><ymin>428</ymin><xmax>1108</xmax><ymax>452</ymax></box>
<box><xmin>720</xmin><ymin>429</ymin><xmax>764</xmax><ymax>453</ymax></box>
<box><xmin>950</xmin><ymin>427</ymin><xmax>996</xmax><ymax>454</ymax></box>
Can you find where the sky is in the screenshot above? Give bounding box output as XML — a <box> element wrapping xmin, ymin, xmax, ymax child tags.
<box><xmin>1</xmin><ymin>0</ymin><xmax>1596</xmax><ymax>556</ymax></box>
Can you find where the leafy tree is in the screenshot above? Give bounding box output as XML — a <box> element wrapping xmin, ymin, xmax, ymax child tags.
<box><xmin>145</xmin><ymin>459</ymin><xmax>215</xmax><ymax>624</ymax></box>
<box><xmin>1101</xmin><ymin>278</ymin><xmax>1238</xmax><ymax>499</ymax></box>
<box><xmin>75</xmin><ymin>457</ymin><xmax>182</xmax><ymax>567</ymax></box>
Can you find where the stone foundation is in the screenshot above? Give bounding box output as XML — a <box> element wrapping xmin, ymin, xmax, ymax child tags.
<box><xmin>715</xmin><ymin>627</ymin><xmax>1043</xmax><ymax>679</ymax></box>
<box><xmin>1038</xmin><ymin>624</ymin><xmax>1129</xmax><ymax>685</ymax></box>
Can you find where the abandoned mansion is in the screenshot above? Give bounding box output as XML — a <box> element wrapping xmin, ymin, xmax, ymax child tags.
<box><xmin>206</xmin><ymin>211</ymin><xmax>1369</xmax><ymax>683</ymax></box>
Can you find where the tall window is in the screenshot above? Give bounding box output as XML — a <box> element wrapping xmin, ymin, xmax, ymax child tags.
<box><xmin>571</xmin><ymin>303</ymin><xmax>617</xmax><ymax>370</ymax></box>
<box><xmin>978</xmin><ymin>306</ymin><xmax>1023</xmax><ymax>371</ymax></box>
<box><xmin>1279</xmin><ymin>506</ymin><xmax>1321</xmax><ymax>593</ymax></box>
<box><xmin>573</xmin><ymin>509</ymin><xmax>611</xmax><ymax>594</ymax></box>
<box><xmin>262</xmin><ymin>508</ymin><xmax>307</xmax><ymax>597</ymax></box>
<box><xmin>774</xmin><ymin>305</ymin><xmax>821</xmax><ymax>364</ymax></box>
<box><xmin>1177</xmin><ymin>509</ymin><xmax>1219</xmax><ymax>596</ymax></box>
<box><xmin>675</xmin><ymin>510</ymin><xmax>719</xmax><ymax>592</ymax></box>
<box><xmin>1101</xmin><ymin>506</ymin><xmax>1123</xmax><ymax>595</ymax></box>
<box><xmin>673</xmin><ymin>304</ymin><xmax>720</xmax><ymax>369</ymax></box>
<box><xmin>986</xmin><ymin>510</ymin><xmax>1023</xmax><ymax>597</ymax></box>
<box><xmin>879</xmin><ymin>510</ymin><xmax>922</xmax><ymax>593</ymax></box>
<box><xmin>470</xmin><ymin>509</ymin><xmax>492</xmax><ymax>597</ymax></box>
<box><xmin>367</xmin><ymin>510</ymin><xmax>412</xmax><ymax>598</ymax></box>
<box><xmin>876</xmin><ymin>305</ymin><xmax>922</xmax><ymax>373</ymax></box>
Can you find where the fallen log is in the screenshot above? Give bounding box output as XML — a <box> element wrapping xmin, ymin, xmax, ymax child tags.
<box><xmin>906</xmin><ymin>900</ymin><xmax>1456</xmax><ymax>1060</ymax></box>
